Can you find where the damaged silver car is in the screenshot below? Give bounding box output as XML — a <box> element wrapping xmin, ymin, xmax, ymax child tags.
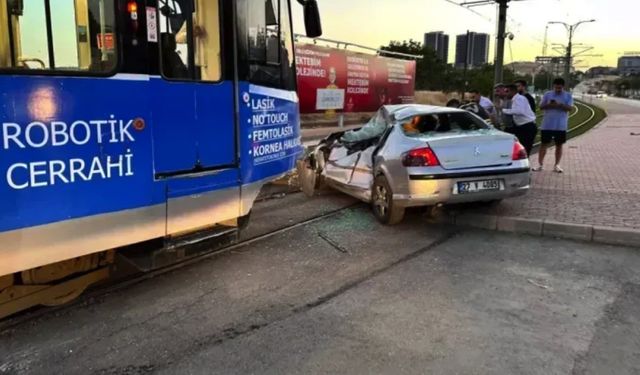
<box><xmin>298</xmin><ymin>105</ymin><xmax>531</xmax><ymax>225</ymax></box>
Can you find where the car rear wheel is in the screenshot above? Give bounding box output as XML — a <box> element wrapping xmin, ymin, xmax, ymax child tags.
<box><xmin>372</xmin><ymin>175</ymin><xmax>405</xmax><ymax>225</ymax></box>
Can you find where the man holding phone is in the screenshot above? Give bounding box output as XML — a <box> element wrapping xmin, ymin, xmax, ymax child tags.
<box><xmin>534</xmin><ymin>78</ymin><xmax>574</xmax><ymax>173</ymax></box>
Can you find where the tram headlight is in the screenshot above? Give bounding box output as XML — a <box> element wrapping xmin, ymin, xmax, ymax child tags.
<box><xmin>28</xmin><ymin>87</ymin><xmax>58</xmax><ymax>122</ymax></box>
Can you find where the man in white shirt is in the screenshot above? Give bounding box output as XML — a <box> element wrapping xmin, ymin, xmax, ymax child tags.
<box><xmin>500</xmin><ymin>84</ymin><xmax>538</xmax><ymax>156</ymax></box>
<box><xmin>470</xmin><ymin>90</ymin><xmax>495</xmax><ymax>116</ymax></box>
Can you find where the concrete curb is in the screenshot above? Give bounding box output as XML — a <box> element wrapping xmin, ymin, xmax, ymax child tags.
<box><xmin>438</xmin><ymin>212</ymin><xmax>640</xmax><ymax>249</ymax></box>
<box><xmin>438</xmin><ymin>103</ymin><xmax>619</xmax><ymax>246</ymax></box>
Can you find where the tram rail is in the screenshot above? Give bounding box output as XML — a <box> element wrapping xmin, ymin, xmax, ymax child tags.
<box><xmin>0</xmin><ymin>200</ymin><xmax>358</xmax><ymax>330</ymax></box>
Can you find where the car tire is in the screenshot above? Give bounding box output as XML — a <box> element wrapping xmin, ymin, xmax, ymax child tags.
<box><xmin>372</xmin><ymin>175</ymin><xmax>405</xmax><ymax>225</ymax></box>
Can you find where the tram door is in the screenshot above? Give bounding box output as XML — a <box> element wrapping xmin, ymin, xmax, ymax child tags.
<box><xmin>151</xmin><ymin>0</ymin><xmax>236</xmax><ymax>176</ymax></box>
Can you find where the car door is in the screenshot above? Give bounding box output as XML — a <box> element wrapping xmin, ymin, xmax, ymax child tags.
<box><xmin>347</xmin><ymin>146</ymin><xmax>375</xmax><ymax>190</ymax></box>
<box><xmin>324</xmin><ymin>146</ymin><xmax>360</xmax><ymax>185</ymax></box>
<box><xmin>324</xmin><ymin>109</ymin><xmax>390</xmax><ymax>188</ymax></box>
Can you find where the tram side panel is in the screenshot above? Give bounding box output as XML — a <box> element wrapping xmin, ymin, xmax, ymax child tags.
<box><xmin>0</xmin><ymin>74</ymin><xmax>163</xmax><ymax>276</ymax></box>
<box><xmin>0</xmin><ymin>74</ymin><xmax>263</xmax><ymax>276</ymax></box>
<box><xmin>238</xmin><ymin>83</ymin><xmax>302</xmax><ymax>216</ymax></box>
<box><xmin>0</xmin><ymin>0</ymin><xmax>245</xmax><ymax>277</ymax></box>
<box><xmin>0</xmin><ymin>0</ymin><xmax>306</xmax><ymax>278</ymax></box>
<box><xmin>234</xmin><ymin>0</ymin><xmax>304</xmax><ymax>213</ymax></box>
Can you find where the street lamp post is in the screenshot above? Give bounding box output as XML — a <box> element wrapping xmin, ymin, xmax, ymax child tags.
<box><xmin>548</xmin><ymin>19</ymin><xmax>596</xmax><ymax>86</ymax></box>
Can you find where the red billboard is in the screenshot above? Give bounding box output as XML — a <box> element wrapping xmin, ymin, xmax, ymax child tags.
<box><xmin>295</xmin><ymin>43</ymin><xmax>417</xmax><ymax>114</ymax></box>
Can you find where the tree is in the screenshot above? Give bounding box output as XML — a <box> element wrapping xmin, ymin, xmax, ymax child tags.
<box><xmin>380</xmin><ymin>40</ymin><xmax>450</xmax><ymax>91</ymax></box>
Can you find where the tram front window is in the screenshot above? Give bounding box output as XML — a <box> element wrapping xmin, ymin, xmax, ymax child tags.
<box><xmin>0</xmin><ymin>0</ymin><xmax>117</xmax><ymax>73</ymax></box>
<box><xmin>239</xmin><ymin>0</ymin><xmax>296</xmax><ymax>90</ymax></box>
<box><xmin>157</xmin><ymin>0</ymin><xmax>222</xmax><ymax>81</ymax></box>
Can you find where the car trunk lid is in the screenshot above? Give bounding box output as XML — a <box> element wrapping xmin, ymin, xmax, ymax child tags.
<box><xmin>416</xmin><ymin>130</ymin><xmax>515</xmax><ymax>170</ymax></box>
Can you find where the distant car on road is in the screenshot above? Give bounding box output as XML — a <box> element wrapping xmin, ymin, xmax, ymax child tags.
<box><xmin>596</xmin><ymin>91</ymin><xmax>608</xmax><ymax>98</ymax></box>
<box><xmin>298</xmin><ymin>105</ymin><xmax>531</xmax><ymax>224</ymax></box>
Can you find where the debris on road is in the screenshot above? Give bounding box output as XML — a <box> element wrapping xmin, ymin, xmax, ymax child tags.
<box><xmin>317</xmin><ymin>232</ymin><xmax>349</xmax><ymax>254</ymax></box>
<box><xmin>527</xmin><ymin>278</ymin><xmax>550</xmax><ymax>290</ymax></box>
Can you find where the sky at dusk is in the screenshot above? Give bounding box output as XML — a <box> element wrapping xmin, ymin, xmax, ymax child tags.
<box><xmin>292</xmin><ymin>0</ymin><xmax>640</xmax><ymax>68</ymax></box>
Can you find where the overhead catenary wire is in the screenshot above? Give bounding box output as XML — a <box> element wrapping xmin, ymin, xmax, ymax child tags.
<box><xmin>441</xmin><ymin>0</ymin><xmax>493</xmax><ymax>22</ymax></box>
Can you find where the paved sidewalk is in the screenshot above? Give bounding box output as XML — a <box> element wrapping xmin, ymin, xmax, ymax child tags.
<box><xmin>493</xmin><ymin>104</ymin><xmax>640</xmax><ymax>228</ymax></box>
<box><xmin>450</xmin><ymin>98</ymin><xmax>640</xmax><ymax>246</ymax></box>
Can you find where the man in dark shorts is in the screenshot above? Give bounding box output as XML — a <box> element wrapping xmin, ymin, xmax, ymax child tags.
<box><xmin>534</xmin><ymin>78</ymin><xmax>574</xmax><ymax>173</ymax></box>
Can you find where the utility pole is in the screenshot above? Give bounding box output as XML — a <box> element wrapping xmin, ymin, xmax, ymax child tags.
<box><xmin>494</xmin><ymin>0</ymin><xmax>509</xmax><ymax>86</ymax></box>
<box><xmin>463</xmin><ymin>30</ymin><xmax>470</xmax><ymax>95</ymax></box>
<box><xmin>459</xmin><ymin>0</ymin><xmax>513</xmax><ymax>88</ymax></box>
<box><xmin>548</xmin><ymin>19</ymin><xmax>596</xmax><ymax>86</ymax></box>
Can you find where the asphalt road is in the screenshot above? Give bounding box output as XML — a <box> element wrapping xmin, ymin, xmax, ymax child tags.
<box><xmin>577</xmin><ymin>93</ymin><xmax>640</xmax><ymax>114</ymax></box>
<box><xmin>2</xmin><ymin>193</ymin><xmax>640</xmax><ymax>374</ymax></box>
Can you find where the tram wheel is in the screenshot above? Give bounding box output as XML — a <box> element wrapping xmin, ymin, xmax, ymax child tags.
<box><xmin>40</xmin><ymin>285</ymin><xmax>88</xmax><ymax>307</ymax></box>
<box><xmin>0</xmin><ymin>275</ymin><xmax>13</xmax><ymax>291</ymax></box>
<box><xmin>0</xmin><ymin>251</ymin><xmax>114</xmax><ymax>319</ymax></box>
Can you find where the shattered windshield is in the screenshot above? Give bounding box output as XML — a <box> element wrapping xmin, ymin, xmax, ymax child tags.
<box><xmin>341</xmin><ymin>108</ymin><xmax>388</xmax><ymax>143</ymax></box>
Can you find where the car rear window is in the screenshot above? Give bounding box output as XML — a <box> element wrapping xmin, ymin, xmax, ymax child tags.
<box><xmin>400</xmin><ymin>111</ymin><xmax>489</xmax><ymax>135</ymax></box>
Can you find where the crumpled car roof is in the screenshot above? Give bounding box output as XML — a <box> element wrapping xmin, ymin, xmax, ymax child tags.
<box><xmin>340</xmin><ymin>104</ymin><xmax>469</xmax><ymax>144</ymax></box>
<box><xmin>385</xmin><ymin>104</ymin><xmax>466</xmax><ymax>122</ymax></box>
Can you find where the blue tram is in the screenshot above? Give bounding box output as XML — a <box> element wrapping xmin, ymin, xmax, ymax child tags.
<box><xmin>0</xmin><ymin>0</ymin><xmax>321</xmax><ymax>317</ymax></box>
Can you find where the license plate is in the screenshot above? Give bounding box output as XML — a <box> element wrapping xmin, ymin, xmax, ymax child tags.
<box><xmin>456</xmin><ymin>179</ymin><xmax>503</xmax><ymax>194</ymax></box>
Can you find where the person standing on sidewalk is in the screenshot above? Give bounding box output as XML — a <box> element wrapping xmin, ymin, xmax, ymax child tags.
<box><xmin>515</xmin><ymin>80</ymin><xmax>536</xmax><ymax>113</ymax></box>
<box><xmin>534</xmin><ymin>78</ymin><xmax>574</xmax><ymax>173</ymax></box>
<box><xmin>499</xmin><ymin>84</ymin><xmax>538</xmax><ymax>156</ymax></box>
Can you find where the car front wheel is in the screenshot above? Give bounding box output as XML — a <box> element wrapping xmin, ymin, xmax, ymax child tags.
<box><xmin>372</xmin><ymin>175</ymin><xmax>405</xmax><ymax>225</ymax></box>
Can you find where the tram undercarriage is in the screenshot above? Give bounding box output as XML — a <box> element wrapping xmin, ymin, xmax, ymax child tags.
<box><xmin>0</xmin><ymin>216</ymin><xmax>248</xmax><ymax>319</ymax></box>
<box><xmin>0</xmin><ymin>252</ymin><xmax>114</xmax><ymax>319</ymax></box>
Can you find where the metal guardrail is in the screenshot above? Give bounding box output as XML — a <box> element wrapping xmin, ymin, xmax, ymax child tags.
<box><xmin>294</xmin><ymin>34</ymin><xmax>423</xmax><ymax>60</ymax></box>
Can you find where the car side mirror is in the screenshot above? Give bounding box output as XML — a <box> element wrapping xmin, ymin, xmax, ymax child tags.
<box><xmin>302</xmin><ymin>0</ymin><xmax>322</xmax><ymax>38</ymax></box>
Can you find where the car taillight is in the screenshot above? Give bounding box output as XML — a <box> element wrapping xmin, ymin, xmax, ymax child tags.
<box><xmin>402</xmin><ymin>147</ymin><xmax>440</xmax><ymax>167</ymax></box>
<box><xmin>512</xmin><ymin>141</ymin><xmax>527</xmax><ymax>160</ymax></box>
